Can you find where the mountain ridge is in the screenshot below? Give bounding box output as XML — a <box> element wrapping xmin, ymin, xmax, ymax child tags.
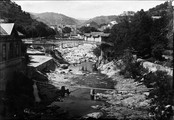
<box><xmin>30</xmin><ymin>12</ymin><xmax>80</xmax><ymax>26</ymax></box>
<box><xmin>31</xmin><ymin>12</ymin><xmax>120</xmax><ymax>28</ymax></box>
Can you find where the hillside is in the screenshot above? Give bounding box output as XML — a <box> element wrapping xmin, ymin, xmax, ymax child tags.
<box><xmin>31</xmin><ymin>12</ymin><xmax>120</xmax><ymax>28</ymax></box>
<box><xmin>79</xmin><ymin>15</ymin><xmax>119</xmax><ymax>27</ymax></box>
<box><xmin>31</xmin><ymin>12</ymin><xmax>81</xmax><ymax>26</ymax></box>
<box><xmin>0</xmin><ymin>0</ymin><xmax>55</xmax><ymax>38</ymax></box>
<box><xmin>147</xmin><ymin>1</ymin><xmax>173</xmax><ymax>50</ymax></box>
<box><xmin>103</xmin><ymin>1</ymin><xmax>173</xmax><ymax>62</ymax></box>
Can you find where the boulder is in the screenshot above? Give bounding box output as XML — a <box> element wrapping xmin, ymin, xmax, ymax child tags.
<box><xmin>91</xmin><ymin>105</ymin><xmax>101</xmax><ymax>109</ymax></box>
<box><xmin>121</xmin><ymin>94</ymin><xmax>146</xmax><ymax>108</ymax></box>
<box><xmin>84</xmin><ymin>112</ymin><xmax>103</xmax><ymax>119</ymax></box>
<box><xmin>138</xmin><ymin>100</ymin><xmax>151</xmax><ymax>108</ymax></box>
<box><xmin>60</xmin><ymin>64</ymin><xmax>69</xmax><ymax>69</ymax></box>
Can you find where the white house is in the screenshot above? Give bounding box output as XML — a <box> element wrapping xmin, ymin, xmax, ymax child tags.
<box><xmin>84</xmin><ymin>32</ymin><xmax>110</xmax><ymax>42</ymax></box>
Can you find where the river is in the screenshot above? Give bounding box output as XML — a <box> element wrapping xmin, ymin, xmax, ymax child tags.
<box><xmin>48</xmin><ymin>61</ymin><xmax>116</xmax><ymax>119</ymax></box>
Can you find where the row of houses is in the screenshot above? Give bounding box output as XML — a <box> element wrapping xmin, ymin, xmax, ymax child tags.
<box><xmin>83</xmin><ymin>32</ymin><xmax>110</xmax><ymax>42</ymax></box>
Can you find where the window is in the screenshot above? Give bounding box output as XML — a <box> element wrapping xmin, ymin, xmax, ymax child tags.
<box><xmin>9</xmin><ymin>43</ymin><xmax>13</xmax><ymax>59</ymax></box>
<box><xmin>16</xmin><ymin>43</ymin><xmax>19</xmax><ymax>57</ymax></box>
<box><xmin>2</xmin><ymin>44</ymin><xmax>6</xmax><ymax>61</ymax></box>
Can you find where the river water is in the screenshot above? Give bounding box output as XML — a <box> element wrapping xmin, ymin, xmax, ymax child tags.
<box><xmin>49</xmin><ymin>61</ymin><xmax>116</xmax><ymax>119</ymax></box>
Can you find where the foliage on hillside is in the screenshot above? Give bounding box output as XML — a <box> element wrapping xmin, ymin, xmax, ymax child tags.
<box><xmin>31</xmin><ymin>12</ymin><xmax>80</xmax><ymax>26</ymax></box>
<box><xmin>80</xmin><ymin>15</ymin><xmax>119</xmax><ymax>27</ymax></box>
<box><xmin>106</xmin><ymin>2</ymin><xmax>172</xmax><ymax>62</ymax></box>
<box><xmin>0</xmin><ymin>0</ymin><xmax>56</xmax><ymax>38</ymax></box>
<box><xmin>118</xmin><ymin>51</ymin><xmax>173</xmax><ymax>119</ymax></box>
<box><xmin>78</xmin><ymin>26</ymin><xmax>100</xmax><ymax>33</ymax></box>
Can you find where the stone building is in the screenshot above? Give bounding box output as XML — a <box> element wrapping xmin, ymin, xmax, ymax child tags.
<box><xmin>0</xmin><ymin>23</ymin><xmax>23</xmax><ymax>91</ymax></box>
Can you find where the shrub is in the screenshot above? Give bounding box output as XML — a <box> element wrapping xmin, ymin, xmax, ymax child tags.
<box><xmin>145</xmin><ymin>71</ymin><xmax>173</xmax><ymax>105</ymax></box>
<box><xmin>119</xmin><ymin>50</ymin><xmax>148</xmax><ymax>79</ymax></box>
<box><xmin>145</xmin><ymin>71</ymin><xmax>174</xmax><ymax>120</ymax></box>
<box><xmin>92</xmin><ymin>46</ymin><xmax>101</xmax><ymax>57</ymax></box>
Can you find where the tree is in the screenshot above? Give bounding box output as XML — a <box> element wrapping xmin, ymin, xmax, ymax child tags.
<box><xmin>79</xmin><ymin>26</ymin><xmax>99</xmax><ymax>33</ymax></box>
<box><xmin>0</xmin><ymin>0</ymin><xmax>56</xmax><ymax>38</ymax></box>
<box><xmin>62</xmin><ymin>27</ymin><xmax>71</xmax><ymax>34</ymax></box>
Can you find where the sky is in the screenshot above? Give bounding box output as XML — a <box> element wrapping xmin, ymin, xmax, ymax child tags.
<box><xmin>13</xmin><ymin>0</ymin><xmax>166</xmax><ymax>20</ymax></box>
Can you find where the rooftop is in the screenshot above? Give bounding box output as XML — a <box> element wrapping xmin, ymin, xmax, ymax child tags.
<box><xmin>28</xmin><ymin>55</ymin><xmax>52</xmax><ymax>68</ymax></box>
<box><xmin>0</xmin><ymin>23</ymin><xmax>14</xmax><ymax>35</ymax></box>
<box><xmin>84</xmin><ymin>32</ymin><xmax>110</xmax><ymax>37</ymax></box>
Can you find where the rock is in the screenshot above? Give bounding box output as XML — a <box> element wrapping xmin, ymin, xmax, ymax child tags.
<box><xmin>143</xmin><ymin>92</ymin><xmax>150</xmax><ymax>97</ymax></box>
<box><xmin>60</xmin><ymin>64</ymin><xmax>69</xmax><ymax>69</ymax></box>
<box><xmin>84</xmin><ymin>112</ymin><xmax>103</xmax><ymax>119</ymax></box>
<box><xmin>121</xmin><ymin>94</ymin><xmax>146</xmax><ymax>108</ymax></box>
<box><xmin>98</xmin><ymin>61</ymin><xmax>118</xmax><ymax>77</ymax></box>
<box><xmin>139</xmin><ymin>100</ymin><xmax>151</xmax><ymax>108</ymax></box>
<box><xmin>91</xmin><ymin>105</ymin><xmax>101</xmax><ymax>109</ymax></box>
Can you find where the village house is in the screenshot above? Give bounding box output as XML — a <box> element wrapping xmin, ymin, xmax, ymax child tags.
<box><xmin>84</xmin><ymin>32</ymin><xmax>110</xmax><ymax>42</ymax></box>
<box><xmin>151</xmin><ymin>16</ymin><xmax>162</xmax><ymax>20</ymax></box>
<box><xmin>0</xmin><ymin>23</ymin><xmax>24</xmax><ymax>91</ymax></box>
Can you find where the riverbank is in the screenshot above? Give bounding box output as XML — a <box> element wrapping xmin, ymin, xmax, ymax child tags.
<box><xmin>43</xmin><ymin>43</ymin><xmax>151</xmax><ymax>119</ymax></box>
<box><xmin>95</xmin><ymin>61</ymin><xmax>151</xmax><ymax>119</ymax></box>
<box><xmin>7</xmin><ymin>43</ymin><xmax>152</xmax><ymax>120</ymax></box>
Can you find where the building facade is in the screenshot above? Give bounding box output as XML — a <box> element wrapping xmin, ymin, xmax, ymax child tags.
<box><xmin>0</xmin><ymin>23</ymin><xmax>23</xmax><ymax>91</ymax></box>
<box><xmin>84</xmin><ymin>32</ymin><xmax>110</xmax><ymax>42</ymax></box>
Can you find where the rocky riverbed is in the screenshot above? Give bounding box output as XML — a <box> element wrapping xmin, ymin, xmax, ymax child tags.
<box><xmin>43</xmin><ymin>43</ymin><xmax>152</xmax><ymax>119</ymax></box>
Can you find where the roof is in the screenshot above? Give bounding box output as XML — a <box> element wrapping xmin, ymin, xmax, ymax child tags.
<box><xmin>101</xmin><ymin>33</ymin><xmax>110</xmax><ymax>37</ymax></box>
<box><xmin>91</xmin><ymin>32</ymin><xmax>103</xmax><ymax>36</ymax></box>
<box><xmin>17</xmin><ymin>31</ymin><xmax>24</xmax><ymax>36</ymax></box>
<box><xmin>0</xmin><ymin>23</ymin><xmax>14</xmax><ymax>35</ymax></box>
<box><xmin>84</xmin><ymin>32</ymin><xmax>110</xmax><ymax>37</ymax></box>
<box><xmin>84</xmin><ymin>33</ymin><xmax>91</xmax><ymax>37</ymax></box>
<box><xmin>152</xmin><ymin>16</ymin><xmax>161</xmax><ymax>19</ymax></box>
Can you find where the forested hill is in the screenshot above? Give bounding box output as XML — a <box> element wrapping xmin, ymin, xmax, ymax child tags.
<box><xmin>0</xmin><ymin>0</ymin><xmax>56</xmax><ymax>38</ymax></box>
<box><xmin>79</xmin><ymin>15</ymin><xmax>119</xmax><ymax>27</ymax></box>
<box><xmin>31</xmin><ymin>12</ymin><xmax>80</xmax><ymax>26</ymax></box>
<box><xmin>147</xmin><ymin>1</ymin><xmax>173</xmax><ymax>50</ymax></box>
<box><xmin>107</xmin><ymin>1</ymin><xmax>173</xmax><ymax>62</ymax></box>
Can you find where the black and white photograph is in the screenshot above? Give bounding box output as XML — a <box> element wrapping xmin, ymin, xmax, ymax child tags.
<box><xmin>0</xmin><ymin>0</ymin><xmax>173</xmax><ymax>119</ymax></box>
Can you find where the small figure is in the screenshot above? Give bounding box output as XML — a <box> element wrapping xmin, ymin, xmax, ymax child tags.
<box><xmin>66</xmin><ymin>89</ymin><xmax>71</xmax><ymax>96</ymax></box>
<box><xmin>60</xmin><ymin>86</ymin><xmax>71</xmax><ymax>97</ymax></box>
<box><xmin>90</xmin><ymin>89</ymin><xmax>95</xmax><ymax>100</ymax></box>
<box><xmin>60</xmin><ymin>86</ymin><xmax>66</xmax><ymax>97</ymax></box>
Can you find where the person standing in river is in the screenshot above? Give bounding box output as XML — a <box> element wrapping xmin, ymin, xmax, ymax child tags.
<box><xmin>90</xmin><ymin>89</ymin><xmax>95</xmax><ymax>100</ymax></box>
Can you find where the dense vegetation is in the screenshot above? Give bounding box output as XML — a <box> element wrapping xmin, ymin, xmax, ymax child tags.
<box><xmin>118</xmin><ymin>52</ymin><xmax>173</xmax><ymax>120</ymax></box>
<box><xmin>0</xmin><ymin>0</ymin><xmax>56</xmax><ymax>38</ymax></box>
<box><xmin>31</xmin><ymin>12</ymin><xmax>80</xmax><ymax>26</ymax></box>
<box><xmin>99</xmin><ymin>2</ymin><xmax>173</xmax><ymax>119</ymax></box>
<box><xmin>80</xmin><ymin>15</ymin><xmax>119</xmax><ymax>28</ymax></box>
<box><xmin>78</xmin><ymin>26</ymin><xmax>100</xmax><ymax>33</ymax></box>
<box><xmin>106</xmin><ymin>2</ymin><xmax>173</xmax><ymax>63</ymax></box>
